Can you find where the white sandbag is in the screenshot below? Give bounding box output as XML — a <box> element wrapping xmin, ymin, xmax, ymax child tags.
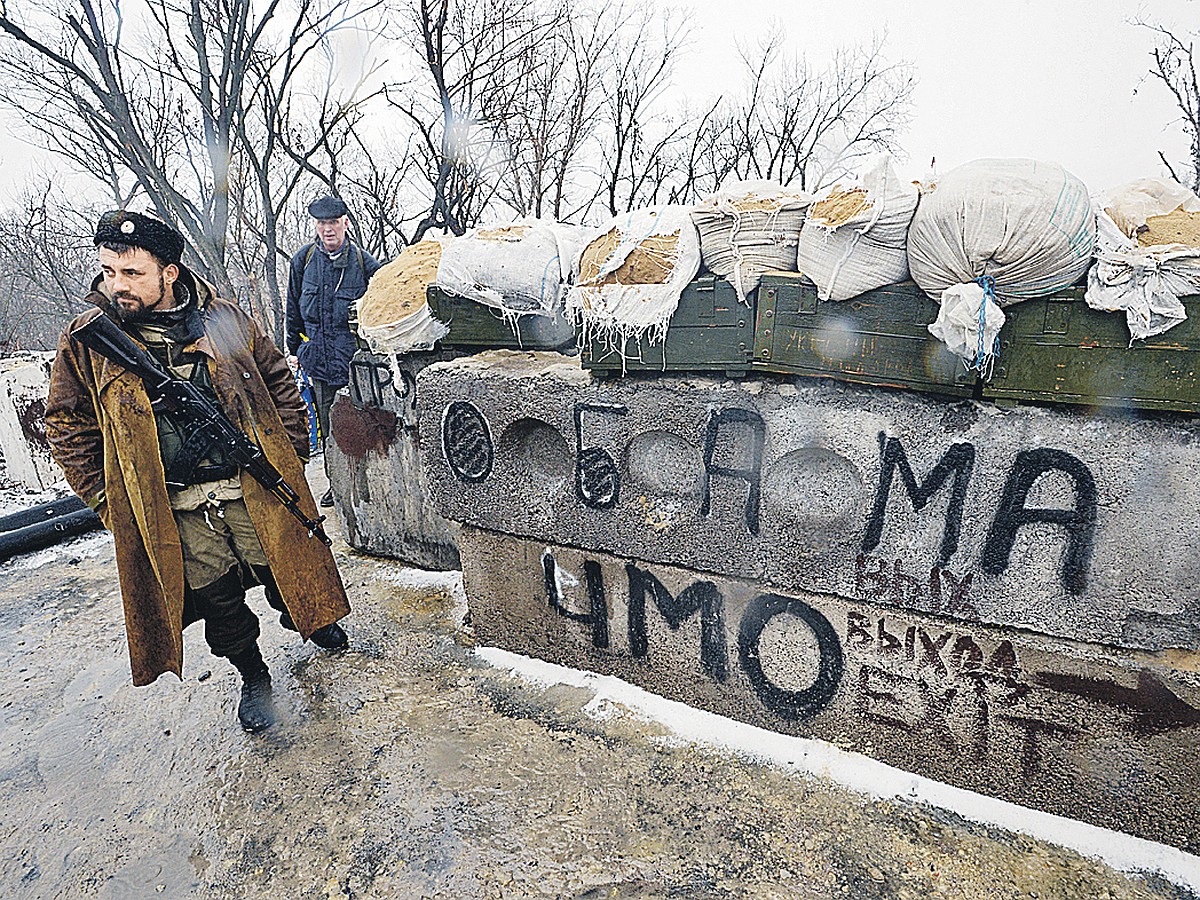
<box><xmin>795</xmin><ymin>155</ymin><xmax>918</xmax><ymax>302</ymax></box>
<box><xmin>361</xmin><ymin>304</ymin><xmax>449</xmax><ymax>356</ymax></box>
<box><xmin>690</xmin><ymin>181</ymin><xmax>813</xmax><ymax>304</ymax></box>
<box><xmin>1086</xmin><ymin>207</ymin><xmax>1198</xmax><ymax>341</ymax></box>
<box><xmin>1101</xmin><ymin>177</ymin><xmax>1200</xmax><ymax>240</ymax></box>
<box><xmin>434</xmin><ymin>219</ymin><xmax>585</xmax><ymax>316</ymax></box>
<box><xmin>566</xmin><ymin>206</ymin><xmax>702</xmax><ymax>360</ymax></box>
<box><xmin>927</xmin><ymin>282</ymin><xmax>1006</xmax><ymax>370</ymax></box>
<box><xmin>357</xmin><ymin>239</ymin><xmax>450</xmax><ymax>356</ymax></box>
<box><xmin>907</xmin><ymin>158</ymin><xmax>1096</xmax><ymax>304</ymax></box>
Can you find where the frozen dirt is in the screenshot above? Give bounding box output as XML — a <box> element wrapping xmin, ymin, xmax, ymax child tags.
<box><xmin>0</xmin><ymin>461</ymin><xmax>1195</xmax><ymax>899</ymax></box>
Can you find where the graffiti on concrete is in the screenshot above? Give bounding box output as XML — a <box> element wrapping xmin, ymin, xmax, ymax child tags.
<box><xmin>862</xmin><ymin>434</ymin><xmax>1097</xmax><ymax>593</ymax></box>
<box><xmin>442</xmin><ymin>401</ymin><xmax>493</xmax><ymax>483</ymax></box>
<box><xmin>862</xmin><ymin>434</ymin><xmax>974</xmax><ymax>566</ymax></box>
<box><xmin>330</xmin><ymin>395</ymin><xmax>398</xmax><ymax>458</ymax></box>
<box><xmin>845</xmin><ymin>611</ymin><xmax>1055</xmax><ymax>767</ymax></box>
<box><xmin>627</xmin><ymin>563</ymin><xmax>727</xmax><ymax>682</ymax></box>
<box><xmin>439</xmin><ymin>405</ymin><xmax>1101</xmax><ymax>591</ymax></box>
<box><xmin>546</xmin><ymin>553</ymin><xmax>840</xmax><ymax>721</ymax></box>
<box><xmin>536</xmin><ymin>551</ymin><xmax>1200</xmax><ymax>773</ymax></box>
<box><xmin>574</xmin><ymin>402</ymin><xmax>627</xmax><ymax>509</ymax></box>
<box><xmin>855</xmin><ymin>554</ymin><xmax>975</xmax><ymax>617</ymax></box>
<box><xmin>738</xmin><ymin>592</ymin><xmax>843</xmax><ymax>721</ymax></box>
<box><xmin>700</xmin><ymin>407</ymin><xmax>766</xmax><ymax>534</ymax></box>
<box><xmin>349</xmin><ymin>354</ymin><xmax>415</xmax><ymax>411</ymax></box>
<box><xmin>981</xmin><ymin>448</ymin><xmax>1097</xmax><ymax>593</ymax></box>
<box><xmin>17</xmin><ymin>396</ymin><xmax>47</xmax><ymax>445</ymax></box>
<box><xmin>543</xmin><ymin>550</ymin><xmax>609</xmax><ymax>648</ymax></box>
<box><xmin>1034</xmin><ymin>670</ymin><xmax>1200</xmax><ymax>736</ymax></box>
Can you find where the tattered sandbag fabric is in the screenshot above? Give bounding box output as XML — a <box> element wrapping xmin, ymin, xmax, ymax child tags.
<box><xmin>356</xmin><ymin>239</ymin><xmax>449</xmax><ymax>356</ymax></box>
<box><xmin>567</xmin><ymin>207</ymin><xmax>702</xmax><ymax>364</ymax></box>
<box><xmin>1086</xmin><ymin>179</ymin><xmax>1200</xmax><ymax>341</ymax></box>
<box><xmin>796</xmin><ymin>155</ymin><xmax>918</xmax><ymax>302</ymax></box>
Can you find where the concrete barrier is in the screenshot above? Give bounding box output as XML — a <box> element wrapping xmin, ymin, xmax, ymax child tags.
<box><xmin>0</xmin><ymin>353</ymin><xmax>61</xmax><ymax>491</ymax></box>
<box><xmin>415</xmin><ymin>350</ymin><xmax>1200</xmax><ymax>851</ymax></box>
<box><xmin>325</xmin><ymin>351</ymin><xmax>459</xmax><ymax>569</ymax></box>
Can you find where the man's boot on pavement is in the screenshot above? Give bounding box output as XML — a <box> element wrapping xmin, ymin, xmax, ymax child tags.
<box><xmin>279</xmin><ymin>610</ymin><xmax>349</xmax><ymax>652</ymax></box>
<box><xmin>320</xmin><ymin>487</ymin><xmax>334</xmax><ymax>508</ymax></box>
<box><xmin>229</xmin><ymin>643</ymin><xmax>274</xmax><ymax>733</ymax></box>
<box><xmin>310</xmin><ymin>621</ymin><xmax>348</xmax><ymax>651</ymax></box>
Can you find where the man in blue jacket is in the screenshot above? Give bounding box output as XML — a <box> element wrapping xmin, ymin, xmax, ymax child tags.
<box><xmin>286</xmin><ymin>196</ymin><xmax>381</xmax><ymax>506</ymax></box>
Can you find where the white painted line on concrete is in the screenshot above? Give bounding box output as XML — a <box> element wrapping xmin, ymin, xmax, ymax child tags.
<box><xmin>475</xmin><ymin>645</ymin><xmax>1200</xmax><ymax>894</ymax></box>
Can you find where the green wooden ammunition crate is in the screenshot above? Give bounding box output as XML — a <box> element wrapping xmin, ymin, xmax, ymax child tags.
<box><xmin>751</xmin><ymin>272</ymin><xmax>976</xmax><ymax>398</ymax></box>
<box><xmin>426</xmin><ymin>286</ymin><xmax>576</xmax><ymax>351</ymax></box>
<box><xmin>348</xmin><ymin>301</ymin><xmax>371</xmax><ymax>351</ymax></box>
<box><xmin>581</xmin><ymin>275</ymin><xmax>755</xmax><ymax>377</ymax></box>
<box><xmin>980</xmin><ymin>288</ymin><xmax>1200</xmax><ymax>413</ymax></box>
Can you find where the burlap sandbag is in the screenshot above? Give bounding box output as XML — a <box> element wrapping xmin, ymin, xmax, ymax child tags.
<box><xmin>567</xmin><ymin>206</ymin><xmax>702</xmax><ymax>361</ymax></box>
<box><xmin>356</xmin><ymin>239</ymin><xmax>449</xmax><ymax>355</ymax></box>
<box><xmin>690</xmin><ymin>181</ymin><xmax>813</xmax><ymax>304</ymax></box>
<box><xmin>433</xmin><ymin>219</ymin><xmax>584</xmax><ymax>316</ymax></box>
<box><xmin>795</xmin><ymin>156</ymin><xmax>918</xmax><ymax>302</ymax></box>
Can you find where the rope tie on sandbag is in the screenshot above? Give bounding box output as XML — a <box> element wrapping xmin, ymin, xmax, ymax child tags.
<box><xmin>972</xmin><ymin>274</ymin><xmax>998</xmax><ymax>375</ymax></box>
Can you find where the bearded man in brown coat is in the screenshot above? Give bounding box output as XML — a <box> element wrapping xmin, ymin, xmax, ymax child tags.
<box><xmin>45</xmin><ymin>210</ymin><xmax>351</xmax><ymax>733</ymax></box>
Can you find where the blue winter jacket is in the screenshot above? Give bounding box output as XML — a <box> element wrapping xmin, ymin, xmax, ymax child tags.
<box><xmin>286</xmin><ymin>237</ymin><xmax>381</xmax><ymax>387</ymax></box>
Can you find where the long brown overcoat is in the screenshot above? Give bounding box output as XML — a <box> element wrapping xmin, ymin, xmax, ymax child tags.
<box><xmin>44</xmin><ymin>273</ymin><xmax>350</xmax><ymax>686</ymax></box>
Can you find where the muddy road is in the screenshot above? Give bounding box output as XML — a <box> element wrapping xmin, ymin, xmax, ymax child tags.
<box><xmin>0</xmin><ymin>468</ymin><xmax>1193</xmax><ymax>899</ymax></box>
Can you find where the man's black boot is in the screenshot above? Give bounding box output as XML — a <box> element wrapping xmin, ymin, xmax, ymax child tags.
<box><xmin>279</xmin><ymin>611</ymin><xmax>348</xmax><ymax>652</ymax></box>
<box><xmin>311</xmin><ymin>621</ymin><xmax>348</xmax><ymax>651</ymax></box>
<box><xmin>320</xmin><ymin>487</ymin><xmax>334</xmax><ymax>508</ymax></box>
<box><xmin>229</xmin><ymin>644</ymin><xmax>274</xmax><ymax>733</ymax></box>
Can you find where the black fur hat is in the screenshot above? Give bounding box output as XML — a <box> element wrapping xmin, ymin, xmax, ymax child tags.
<box><xmin>93</xmin><ymin>210</ymin><xmax>186</xmax><ymax>265</ymax></box>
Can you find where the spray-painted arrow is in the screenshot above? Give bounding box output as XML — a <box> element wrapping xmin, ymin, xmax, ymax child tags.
<box><xmin>1034</xmin><ymin>670</ymin><xmax>1200</xmax><ymax>736</ymax></box>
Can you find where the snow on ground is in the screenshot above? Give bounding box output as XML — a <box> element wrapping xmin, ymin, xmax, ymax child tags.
<box><xmin>7</xmin><ymin>531</ymin><xmax>113</xmax><ymax>570</ymax></box>
<box><xmin>0</xmin><ymin>455</ymin><xmax>113</xmax><ymax>567</ymax></box>
<box><xmin>0</xmin><ymin>457</ymin><xmax>68</xmax><ymax>517</ymax></box>
<box><xmin>476</xmin><ymin>646</ymin><xmax>1200</xmax><ymax>895</ymax></box>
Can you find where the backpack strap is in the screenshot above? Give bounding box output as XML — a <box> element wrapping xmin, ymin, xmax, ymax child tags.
<box><xmin>302</xmin><ymin>241</ymin><xmax>363</xmax><ymax>272</ymax></box>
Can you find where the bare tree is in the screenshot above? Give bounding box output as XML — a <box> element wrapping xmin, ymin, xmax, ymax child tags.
<box><xmin>1138</xmin><ymin>20</ymin><xmax>1200</xmax><ymax>192</ymax></box>
<box><xmin>595</xmin><ymin>5</ymin><xmax>690</xmax><ymax>216</ymax></box>
<box><xmin>718</xmin><ymin>30</ymin><xmax>915</xmax><ymax>193</ymax></box>
<box><xmin>0</xmin><ymin>181</ymin><xmax>97</xmax><ymax>353</ymax></box>
<box><xmin>488</xmin><ymin>0</ymin><xmax>638</xmax><ymax>222</ymax></box>
<box><xmin>387</xmin><ymin>0</ymin><xmax>572</xmax><ymax>238</ymax></box>
<box><xmin>0</xmin><ymin>0</ymin><xmax>382</xmax><ymax>341</ymax></box>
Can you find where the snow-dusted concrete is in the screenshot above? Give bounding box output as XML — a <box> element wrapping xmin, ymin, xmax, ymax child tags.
<box><xmin>0</xmin><ymin>352</ymin><xmax>59</xmax><ymax>491</ymax></box>
<box><xmin>409</xmin><ymin>350</ymin><xmax>1200</xmax><ymax>854</ymax></box>
<box><xmin>324</xmin><ymin>351</ymin><xmax>460</xmax><ymax>570</ymax></box>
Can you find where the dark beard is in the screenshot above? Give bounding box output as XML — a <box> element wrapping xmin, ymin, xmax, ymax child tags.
<box><xmin>113</xmin><ymin>274</ymin><xmax>168</xmax><ymax>324</ymax></box>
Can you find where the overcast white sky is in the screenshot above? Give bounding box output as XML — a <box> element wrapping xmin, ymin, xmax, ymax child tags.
<box><xmin>673</xmin><ymin>0</ymin><xmax>1194</xmax><ymax>191</ymax></box>
<box><xmin>0</xmin><ymin>0</ymin><xmax>1193</xmax><ymax>205</ymax></box>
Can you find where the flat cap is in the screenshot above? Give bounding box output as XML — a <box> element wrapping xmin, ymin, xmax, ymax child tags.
<box><xmin>94</xmin><ymin>210</ymin><xmax>185</xmax><ymax>265</ymax></box>
<box><xmin>308</xmin><ymin>195</ymin><xmax>349</xmax><ymax>219</ymax></box>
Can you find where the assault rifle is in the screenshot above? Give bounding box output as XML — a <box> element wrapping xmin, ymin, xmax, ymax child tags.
<box><xmin>71</xmin><ymin>311</ymin><xmax>332</xmax><ymax>546</ymax></box>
